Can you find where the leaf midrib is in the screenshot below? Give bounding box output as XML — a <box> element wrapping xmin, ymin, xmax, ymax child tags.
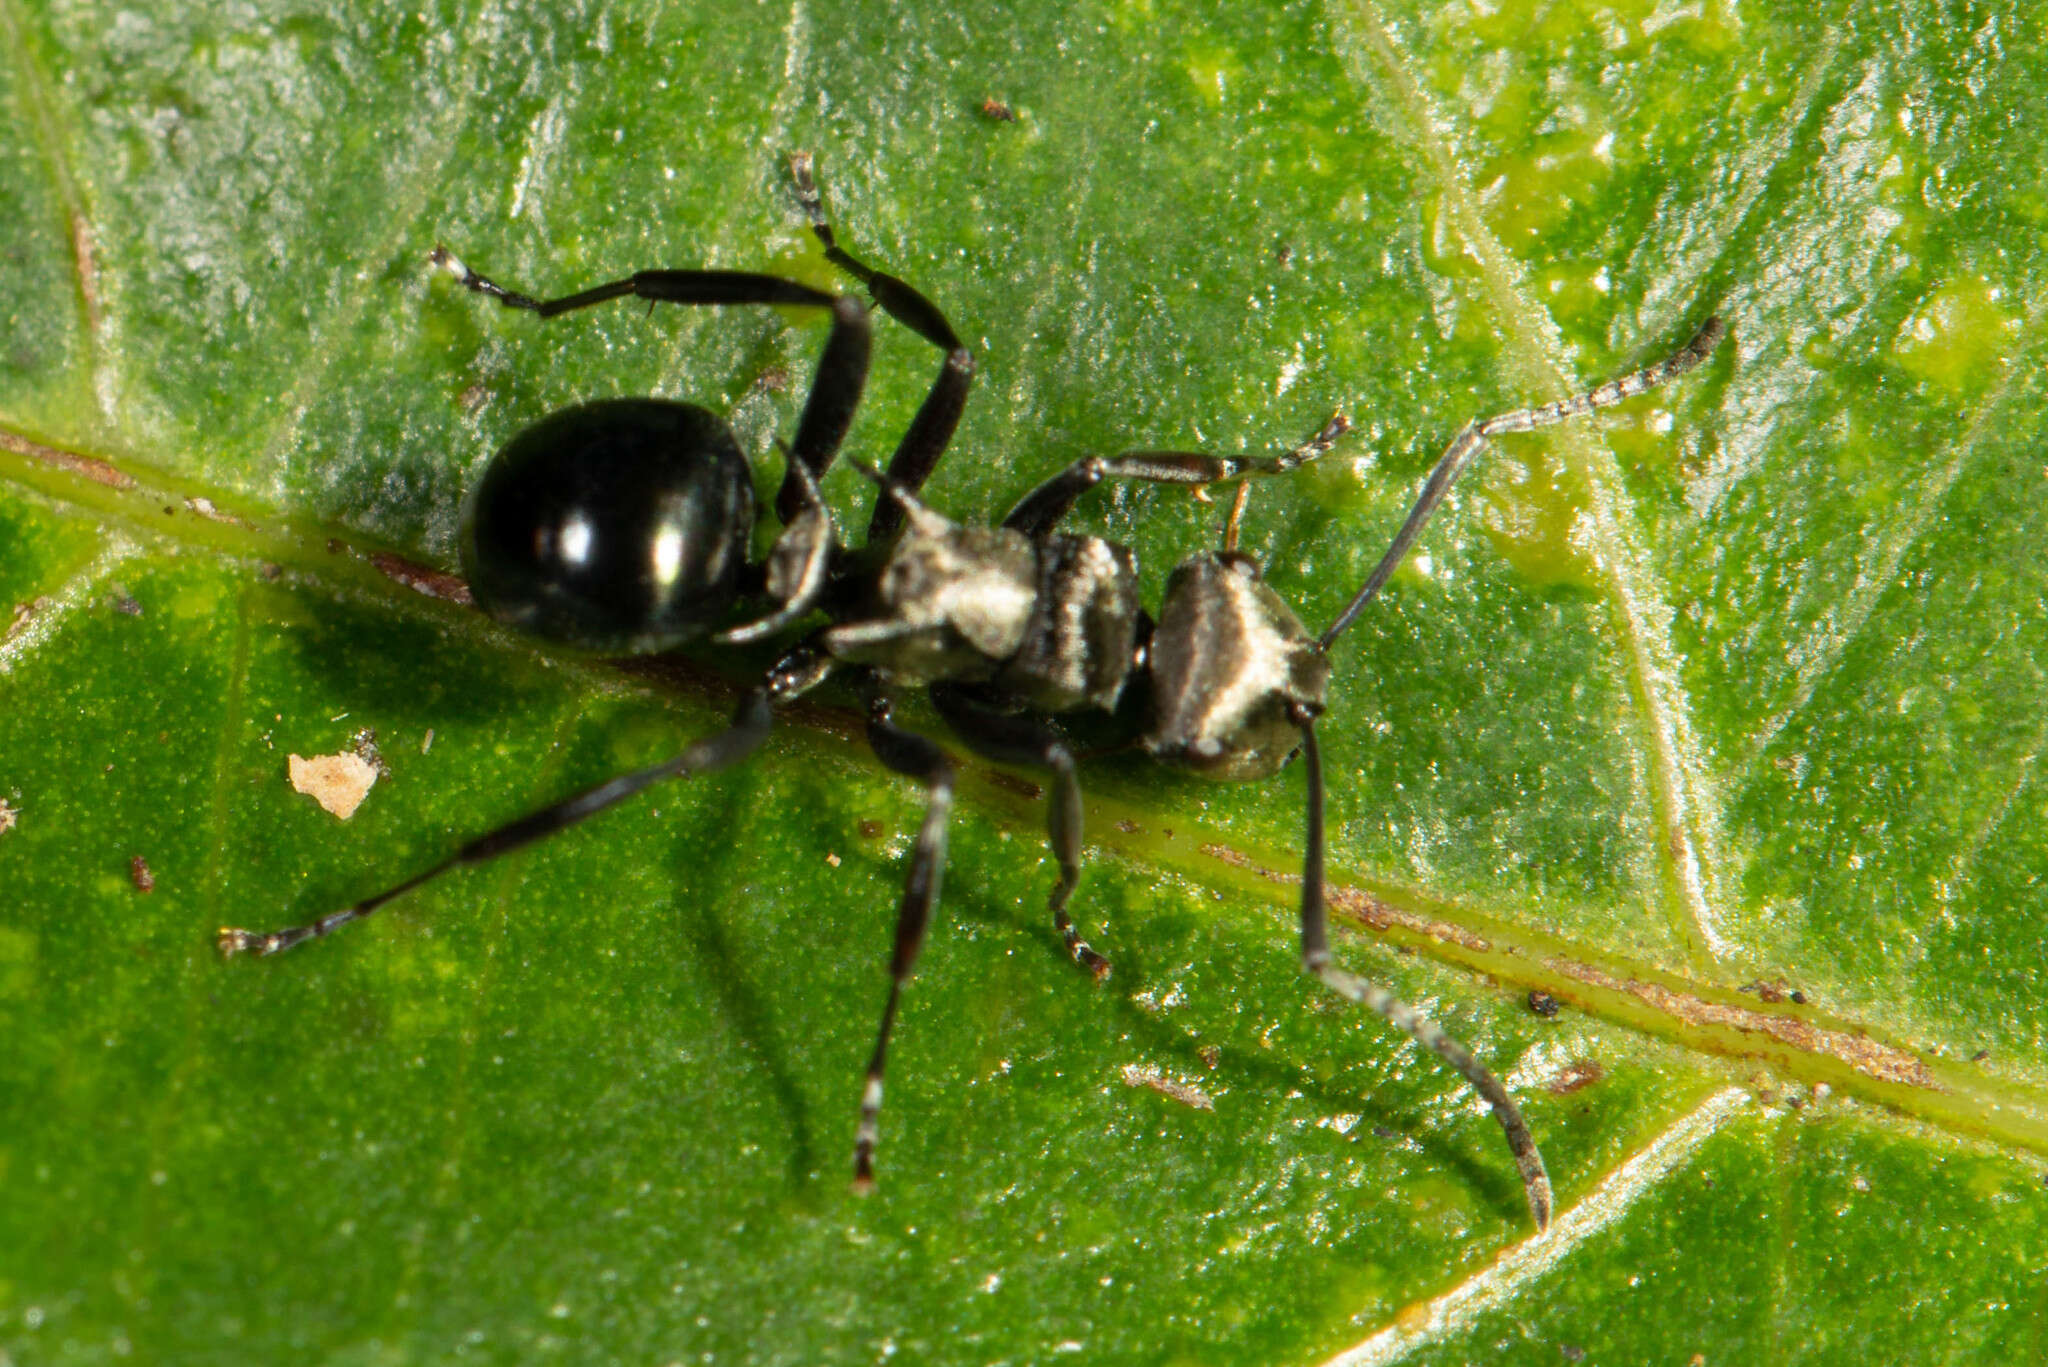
<box><xmin>8</xmin><ymin>430</ymin><xmax>2046</xmax><ymax>1163</ymax></box>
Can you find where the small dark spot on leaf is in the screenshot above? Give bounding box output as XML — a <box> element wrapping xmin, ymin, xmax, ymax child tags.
<box><xmin>858</xmin><ymin>820</ymin><xmax>884</xmax><ymax>840</ymax></box>
<box><xmin>7</xmin><ymin>598</ymin><xmax>46</xmax><ymax>643</ymax></box>
<box><xmin>351</xmin><ymin>729</ymin><xmax>390</xmax><ymax>778</ymax></box>
<box><xmin>130</xmin><ymin>855</ymin><xmax>155</xmax><ymax>893</ymax></box>
<box><xmin>1526</xmin><ymin>990</ymin><xmax>1562</xmax><ymax>1018</ymax></box>
<box><xmin>979</xmin><ymin>97</ymin><xmax>1018</xmax><ymax>122</ymax></box>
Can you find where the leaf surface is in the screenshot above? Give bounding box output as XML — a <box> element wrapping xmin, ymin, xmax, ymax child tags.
<box><xmin>3</xmin><ymin>1</ymin><xmax>2046</xmax><ymax>1363</ymax></box>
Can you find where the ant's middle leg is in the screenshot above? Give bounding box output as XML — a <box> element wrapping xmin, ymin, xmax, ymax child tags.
<box><xmin>1001</xmin><ymin>413</ymin><xmax>1351</xmax><ymax>539</ymax></box>
<box><xmin>929</xmin><ymin>685</ymin><xmax>1109</xmax><ymax>979</ymax></box>
<box><xmin>853</xmin><ymin>687</ymin><xmax>959</xmax><ymax>1188</ymax></box>
<box><xmin>789</xmin><ymin>153</ymin><xmax>977</xmax><ymax>544</ymax></box>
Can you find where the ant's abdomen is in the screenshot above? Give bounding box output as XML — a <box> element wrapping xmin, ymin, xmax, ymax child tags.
<box><xmin>459</xmin><ymin>399</ymin><xmax>756</xmax><ymax>654</ymax></box>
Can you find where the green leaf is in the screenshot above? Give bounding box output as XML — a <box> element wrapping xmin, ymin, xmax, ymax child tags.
<box><xmin>4</xmin><ymin>1</ymin><xmax>2046</xmax><ymax>1362</ymax></box>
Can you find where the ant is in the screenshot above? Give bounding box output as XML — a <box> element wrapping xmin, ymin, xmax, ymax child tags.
<box><xmin>220</xmin><ymin>153</ymin><xmax>1725</xmax><ymax>1232</ymax></box>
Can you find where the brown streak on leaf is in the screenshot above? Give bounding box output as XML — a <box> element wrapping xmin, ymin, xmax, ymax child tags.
<box><xmin>1547</xmin><ymin>1059</ymin><xmax>1605</xmax><ymax>1095</ymax></box>
<box><xmin>0</xmin><ymin>431</ymin><xmax>133</xmax><ymax>488</ymax></box>
<box><xmin>984</xmin><ymin>770</ymin><xmax>1043</xmax><ymax>801</ymax></box>
<box><xmin>71</xmin><ymin>212</ymin><xmax>103</xmax><ymax>339</ymax></box>
<box><xmin>1197</xmin><ymin>842</ymin><xmax>1492</xmax><ymax>951</ymax></box>
<box><xmin>183</xmin><ymin>496</ymin><xmax>248</xmax><ymax>527</ymax></box>
<box><xmin>367</xmin><ymin>552</ymin><xmax>473</xmax><ymax>604</ymax></box>
<box><xmin>7</xmin><ymin>598</ymin><xmax>50</xmax><ymax>645</ymax></box>
<box><xmin>1551</xmin><ymin>957</ymin><xmax>1939</xmax><ymax>1089</ymax></box>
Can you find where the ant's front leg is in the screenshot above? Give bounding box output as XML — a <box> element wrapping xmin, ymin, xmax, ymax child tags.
<box><xmin>1289</xmin><ymin>704</ymin><xmax>1552</xmax><ymax>1231</ymax></box>
<box><xmin>1000</xmin><ymin>414</ymin><xmax>1350</xmax><ymax>539</ymax></box>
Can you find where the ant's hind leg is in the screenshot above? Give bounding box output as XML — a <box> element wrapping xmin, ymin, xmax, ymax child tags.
<box><xmin>218</xmin><ymin>639</ymin><xmax>833</xmax><ymax>958</ymax></box>
<box><xmin>789</xmin><ymin>153</ymin><xmax>976</xmax><ymax>542</ymax></box>
<box><xmin>429</xmin><ymin>248</ymin><xmax>873</xmax><ymax>524</ymax></box>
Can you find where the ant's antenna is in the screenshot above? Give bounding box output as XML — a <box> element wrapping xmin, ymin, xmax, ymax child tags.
<box><xmin>1319</xmin><ymin>317</ymin><xmax>1727</xmax><ymax>650</ymax></box>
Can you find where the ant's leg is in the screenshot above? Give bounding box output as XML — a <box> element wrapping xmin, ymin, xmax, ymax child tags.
<box><xmin>852</xmin><ymin>690</ymin><xmax>958</xmax><ymax>1188</ymax></box>
<box><xmin>1289</xmin><ymin>703</ymin><xmax>1552</xmax><ymax>1231</ymax></box>
<box><xmin>788</xmin><ymin>154</ymin><xmax>977</xmax><ymax>545</ymax></box>
<box><xmin>218</xmin><ymin>639</ymin><xmax>835</xmax><ymax>958</ymax></box>
<box><xmin>429</xmin><ymin>249</ymin><xmax>870</xmax><ymax>525</ymax></box>
<box><xmin>1319</xmin><ymin>316</ymin><xmax>1726</xmax><ymax>648</ymax></box>
<box><xmin>1002</xmin><ymin>414</ymin><xmax>1351</xmax><ymax>538</ymax></box>
<box><xmin>716</xmin><ymin>452</ymin><xmax>835</xmax><ymax>645</ymax></box>
<box><xmin>929</xmin><ymin>685</ymin><xmax>1108</xmax><ymax>979</ymax></box>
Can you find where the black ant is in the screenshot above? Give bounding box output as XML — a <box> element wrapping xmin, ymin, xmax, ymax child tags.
<box><xmin>219</xmin><ymin>154</ymin><xmax>1725</xmax><ymax>1232</ymax></box>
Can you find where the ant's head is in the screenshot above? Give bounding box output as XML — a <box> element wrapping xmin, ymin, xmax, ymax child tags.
<box><xmin>1139</xmin><ymin>551</ymin><xmax>1330</xmax><ymax>782</ymax></box>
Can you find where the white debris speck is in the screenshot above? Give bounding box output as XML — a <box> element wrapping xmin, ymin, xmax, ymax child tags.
<box><xmin>1120</xmin><ymin>1063</ymin><xmax>1215</xmax><ymax>1110</ymax></box>
<box><xmin>288</xmin><ymin>752</ymin><xmax>378</xmax><ymax>820</ymax></box>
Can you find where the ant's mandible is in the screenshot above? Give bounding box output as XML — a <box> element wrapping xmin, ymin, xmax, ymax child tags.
<box><xmin>220</xmin><ymin>153</ymin><xmax>1726</xmax><ymax>1232</ymax></box>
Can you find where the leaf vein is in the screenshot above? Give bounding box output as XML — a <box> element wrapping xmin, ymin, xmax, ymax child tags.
<box><xmin>1321</xmin><ymin>0</ymin><xmax>1731</xmax><ymax>969</ymax></box>
<box><xmin>1320</xmin><ymin>1086</ymin><xmax>1750</xmax><ymax>1367</ymax></box>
